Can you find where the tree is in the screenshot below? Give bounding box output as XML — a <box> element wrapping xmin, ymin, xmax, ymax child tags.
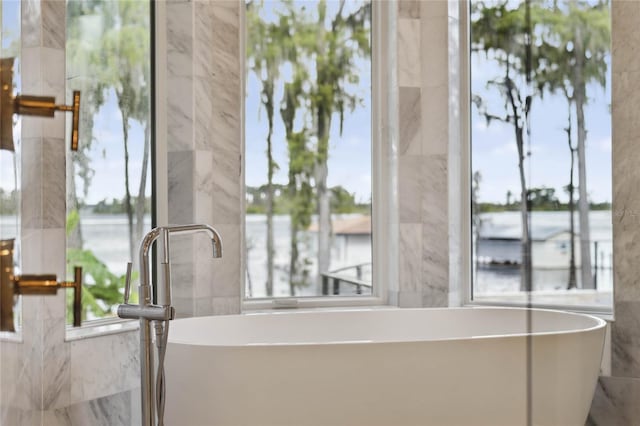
<box><xmin>246</xmin><ymin>0</ymin><xmax>283</xmax><ymax>296</ymax></box>
<box><xmin>99</xmin><ymin>0</ymin><xmax>151</xmax><ymax>261</ymax></box>
<box><xmin>471</xmin><ymin>1</ymin><xmax>539</xmax><ymax>291</ymax></box>
<box><xmin>67</xmin><ymin>0</ymin><xmax>112</xmax><ymax>250</ymax></box>
<box><xmin>65</xmin><ymin>0</ymin><xmax>151</xmax><ymax>319</ymax></box>
<box><xmin>538</xmin><ymin>0</ymin><xmax>610</xmax><ymax>289</ymax></box>
<box><xmin>564</xmin><ymin>102</ymin><xmax>578</xmax><ymax>289</ymax></box>
<box><xmin>298</xmin><ymin>0</ymin><xmax>371</xmax><ymax>286</ymax></box>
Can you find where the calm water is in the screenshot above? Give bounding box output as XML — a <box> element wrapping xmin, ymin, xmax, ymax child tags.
<box><xmin>1</xmin><ymin>210</ymin><xmax>613</xmax><ymax>298</ymax></box>
<box><xmin>474</xmin><ymin>210</ymin><xmax>613</xmax><ymax>295</ymax></box>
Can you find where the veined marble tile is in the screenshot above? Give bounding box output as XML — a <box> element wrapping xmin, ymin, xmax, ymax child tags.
<box><xmin>421</xmin><ymin>16</ymin><xmax>449</xmax><ymax>89</ymax></box>
<box><xmin>172</xmin><ymin>297</ymin><xmax>195</xmax><ymax>319</ymax></box>
<box><xmin>168</xmin><ymin>151</ymin><xmax>195</xmax><ymax>224</ymax></box>
<box><xmin>40</xmin><ymin>47</ymin><xmax>65</xmax><ymax>99</ymax></box>
<box><xmin>398</xmin><ymin>1</ymin><xmax>420</xmax><ymax>19</ymax></box>
<box><xmin>20</xmin><ymin>47</ymin><xmax>43</xmax><ymax>98</ymax></box>
<box><xmin>211</xmin><ymin>296</ymin><xmax>241</xmax><ymax>315</ymax></box>
<box><xmin>612</xmin><ymin>301</ymin><xmax>640</xmax><ymax>378</ymax></box>
<box><xmin>398</xmin><ymin>290</ymin><xmax>423</xmax><ymax>308</ymax></box>
<box><xmin>54</xmin><ymin>390</ymin><xmax>133</xmax><ymax>426</ymax></box>
<box><xmin>194</xmin><ymin>150</ymin><xmax>214</xmax><ymax>222</ymax></box>
<box><xmin>1</xmin><ymin>340</ymin><xmax>21</xmax><ymax>423</ymax></box>
<box><xmin>130</xmin><ymin>388</ymin><xmax>141</xmax><ymax>426</ymax></box>
<box><xmin>41</xmin><ymin>228</ymin><xmax>66</xmax><ymax>279</ymax></box>
<box><xmin>399</xmin><ymin>87</ymin><xmax>421</xmax><ymax>155</ymax></box>
<box><xmin>210</xmin><ymin>144</ymin><xmax>242</xmax><ymax>224</ymax></box>
<box><xmin>195</xmin><ymin>1</ymin><xmax>215</xmax><ymax>79</ymax></box>
<box><xmin>398</xmin><ymin>155</ymin><xmax>424</xmax><ymax>223</ymax></box>
<box><xmin>21</xmin><ymin>137</ymin><xmax>44</xmax><ymax>230</ymax></box>
<box><xmin>167</xmin><ymin>2</ymin><xmax>194</xmax><ymax>70</ymax></box>
<box><xmin>195</xmin><ymin>297</ymin><xmax>214</xmax><ymax>316</ymax></box>
<box><xmin>421</xmin><ymin>155</ymin><xmax>449</xmax><ymax>307</ymax></box>
<box><xmin>399</xmin><ymin>224</ymin><xmax>422</xmax><ymax>293</ymax></box>
<box><xmin>612</xmin><ymin>0</ymin><xmax>640</xmax><ymax>73</ymax></box>
<box><xmin>168</xmin><ymin>233</ymin><xmax>196</xmax><ymax>265</ymax></box>
<box><xmin>41</xmin><ymin>293</ymin><xmax>70</xmax><ymax>410</ymax></box>
<box><xmin>41</xmin><ymin>0</ymin><xmax>65</xmax><ymax>49</ymax></box>
<box><xmin>612</xmin><ymin>71</ymin><xmax>640</xmax><ymax>143</ymax></box>
<box><xmin>166</xmin><ymin>0</ymin><xmax>194</xmax><ymax>79</ymax></box>
<box><xmin>398</xmin><ymin>18</ymin><xmax>421</xmax><ymax>88</ymax></box>
<box><xmin>167</xmin><ymin>76</ymin><xmax>195</xmax><ymax>152</ymax></box>
<box><xmin>612</xmin><ymin>204</ymin><xmax>640</xmax><ymax>303</ymax></box>
<box><xmin>169</xmin><ymin>261</ymin><xmax>196</xmax><ymax>300</ymax></box>
<box><xmin>421</xmin><ymin>85</ymin><xmax>449</xmax><ymax>156</ymax></box>
<box><xmin>70</xmin><ymin>331</ymin><xmax>139</xmax><ymax>404</ymax></box>
<box><xmin>421</xmin><ymin>0</ymin><xmax>448</xmax><ymax>20</ymax></box>
<box><xmin>42</xmin><ymin>138</ymin><xmax>66</xmax><ymax>229</ymax></box>
<box><xmin>195</xmin><ymin>77</ymin><xmax>214</xmax><ymax>151</ymax></box>
<box><xmin>587</xmin><ymin>376</ymin><xmax>640</xmax><ymax>426</ymax></box>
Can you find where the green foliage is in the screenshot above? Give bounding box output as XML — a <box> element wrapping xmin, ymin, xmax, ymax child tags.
<box><xmin>66</xmin><ymin>209</ymin><xmax>80</xmax><ymax>237</ymax></box>
<box><xmin>91</xmin><ymin>196</ymin><xmax>151</xmax><ymax>214</ymax></box>
<box><xmin>247</xmin><ymin>0</ymin><xmax>371</xmax><ymax>293</ymax></box>
<box><xmin>66</xmin><ymin>248</ymin><xmax>136</xmax><ymax>322</ymax></box>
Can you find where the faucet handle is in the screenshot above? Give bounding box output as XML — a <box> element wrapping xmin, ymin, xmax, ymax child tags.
<box><xmin>124</xmin><ymin>262</ymin><xmax>133</xmax><ymax>304</ymax></box>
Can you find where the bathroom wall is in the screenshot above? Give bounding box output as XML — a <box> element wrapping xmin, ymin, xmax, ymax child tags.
<box><xmin>588</xmin><ymin>1</ymin><xmax>640</xmax><ymax>424</ymax></box>
<box><xmin>1</xmin><ymin>1</ymin><xmax>243</xmax><ymax>425</ymax></box>
<box><xmin>162</xmin><ymin>0</ymin><xmax>243</xmax><ymax>319</ymax></box>
<box><xmin>396</xmin><ymin>0</ymin><xmax>462</xmax><ymax>308</ymax></box>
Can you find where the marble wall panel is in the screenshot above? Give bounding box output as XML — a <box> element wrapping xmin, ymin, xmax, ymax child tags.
<box><xmin>398</xmin><ymin>1</ymin><xmax>420</xmax><ymax>19</ymax></box>
<box><xmin>69</xmin><ymin>332</ymin><xmax>139</xmax><ymax>404</ymax></box>
<box><xmin>44</xmin><ymin>390</ymin><xmax>135</xmax><ymax>426</ymax></box>
<box><xmin>399</xmin><ymin>224</ymin><xmax>422</xmax><ymax>300</ymax></box>
<box><xmin>588</xmin><ymin>376</ymin><xmax>640</xmax><ymax>426</ymax></box>
<box><xmin>399</xmin><ymin>87</ymin><xmax>422</xmax><ymax>155</ymax></box>
<box><xmin>397</xmin><ymin>4</ymin><xmax>452</xmax><ymax>308</ymax></box>
<box><xmin>421</xmin><ymin>85</ymin><xmax>449</xmax><ymax>155</ymax></box>
<box><xmin>421</xmin><ymin>16</ymin><xmax>448</xmax><ymax>89</ymax></box>
<box><xmin>398</xmin><ymin>155</ymin><xmax>424</xmax><ymax>224</ymax></box>
<box><xmin>398</xmin><ymin>18</ymin><xmax>421</xmax><ymax>87</ymax></box>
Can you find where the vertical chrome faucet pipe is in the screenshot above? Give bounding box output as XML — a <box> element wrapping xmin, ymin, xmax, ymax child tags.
<box><xmin>118</xmin><ymin>224</ymin><xmax>222</xmax><ymax>426</ymax></box>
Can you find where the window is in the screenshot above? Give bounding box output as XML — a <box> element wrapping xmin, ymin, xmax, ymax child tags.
<box><xmin>469</xmin><ymin>0</ymin><xmax>612</xmax><ymax>311</ymax></box>
<box><xmin>244</xmin><ymin>0</ymin><xmax>373</xmax><ymax>300</ymax></box>
<box><xmin>66</xmin><ymin>0</ymin><xmax>153</xmax><ymax>322</ymax></box>
<box><xmin>0</xmin><ymin>0</ymin><xmax>21</xmax><ymax>332</ymax></box>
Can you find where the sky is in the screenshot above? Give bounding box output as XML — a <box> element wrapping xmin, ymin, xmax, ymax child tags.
<box><xmin>244</xmin><ymin>0</ymin><xmax>373</xmax><ymax>204</ymax></box>
<box><xmin>471</xmin><ymin>52</ymin><xmax>612</xmax><ymax>204</ymax></box>
<box><xmin>0</xmin><ymin>0</ymin><xmax>612</xmax><ymax>208</ymax></box>
<box><xmin>0</xmin><ymin>0</ymin><xmax>150</xmax><ymax>206</ymax></box>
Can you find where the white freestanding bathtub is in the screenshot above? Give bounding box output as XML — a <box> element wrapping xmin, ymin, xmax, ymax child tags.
<box><xmin>165</xmin><ymin>307</ymin><xmax>605</xmax><ymax>426</ymax></box>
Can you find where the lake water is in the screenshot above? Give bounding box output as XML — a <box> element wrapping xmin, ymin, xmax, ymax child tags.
<box><xmin>1</xmin><ymin>210</ymin><xmax>613</xmax><ymax>300</ymax></box>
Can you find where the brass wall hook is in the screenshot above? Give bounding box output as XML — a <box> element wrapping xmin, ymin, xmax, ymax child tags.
<box><xmin>0</xmin><ymin>239</ymin><xmax>83</xmax><ymax>332</ymax></box>
<box><xmin>0</xmin><ymin>57</ymin><xmax>81</xmax><ymax>152</ymax></box>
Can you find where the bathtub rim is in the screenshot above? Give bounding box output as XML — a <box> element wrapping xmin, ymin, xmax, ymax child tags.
<box><xmin>167</xmin><ymin>306</ymin><xmax>606</xmax><ymax>348</ymax></box>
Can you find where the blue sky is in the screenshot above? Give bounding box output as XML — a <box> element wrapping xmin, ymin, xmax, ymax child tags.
<box><xmin>471</xmin><ymin>51</ymin><xmax>612</xmax><ymax>204</ymax></box>
<box><xmin>245</xmin><ymin>0</ymin><xmax>373</xmax><ymax>204</ymax></box>
<box><xmin>1</xmin><ymin>0</ymin><xmax>611</xmax><ymax>208</ymax></box>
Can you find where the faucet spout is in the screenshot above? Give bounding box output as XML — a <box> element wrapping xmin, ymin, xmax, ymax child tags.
<box><xmin>162</xmin><ymin>223</ymin><xmax>222</xmax><ymax>258</ymax></box>
<box><xmin>138</xmin><ymin>224</ymin><xmax>222</xmax><ymax>308</ymax></box>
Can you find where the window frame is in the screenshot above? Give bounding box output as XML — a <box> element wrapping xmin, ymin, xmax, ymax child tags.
<box><xmin>460</xmin><ymin>0</ymin><xmax>613</xmax><ymax>318</ymax></box>
<box><xmin>241</xmin><ymin>0</ymin><xmax>393</xmax><ymax>311</ymax></box>
<box><xmin>65</xmin><ymin>0</ymin><xmax>157</xmax><ymax>332</ymax></box>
